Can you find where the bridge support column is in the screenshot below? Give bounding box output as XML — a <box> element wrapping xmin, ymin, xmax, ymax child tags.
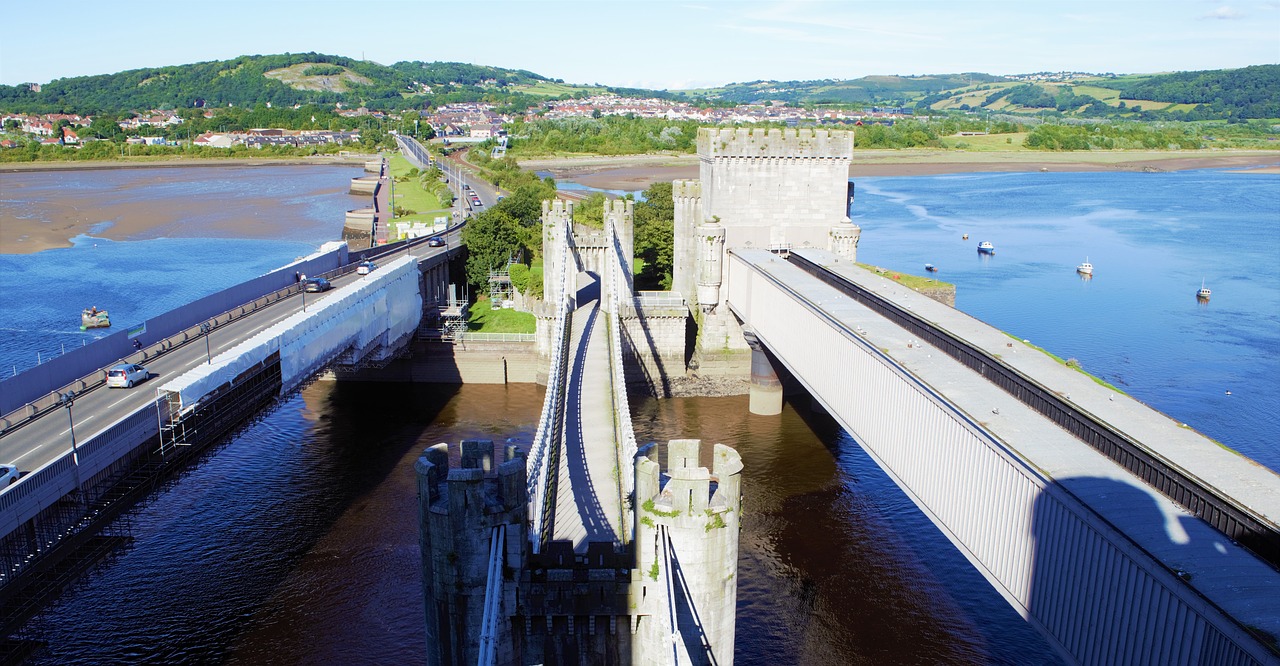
<box><xmin>743</xmin><ymin>329</ymin><xmax>782</xmax><ymax>415</ymax></box>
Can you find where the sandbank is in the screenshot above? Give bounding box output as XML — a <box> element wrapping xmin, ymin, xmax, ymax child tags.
<box><xmin>1</xmin><ymin>160</ymin><xmax>364</xmax><ymax>254</ymax></box>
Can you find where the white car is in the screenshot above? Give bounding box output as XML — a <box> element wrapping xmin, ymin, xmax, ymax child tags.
<box><xmin>2</xmin><ymin>464</ymin><xmax>19</xmax><ymax>487</ymax></box>
<box><xmin>106</xmin><ymin>363</ymin><xmax>149</xmax><ymax>388</ymax></box>
<box><xmin>357</xmin><ymin>261</ymin><xmax>377</xmax><ymax>275</ymax></box>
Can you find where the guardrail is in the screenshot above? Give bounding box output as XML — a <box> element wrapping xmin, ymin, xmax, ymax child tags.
<box><xmin>606</xmin><ymin>218</ymin><xmax>639</xmax><ymax>542</ymax></box>
<box><xmin>454</xmin><ymin>332</ymin><xmax>536</xmax><ymax>344</ymax></box>
<box><xmin>525</xmin><ymin>218</ymin><xmax>574</xmax><ymax>553</ymax></box>
<box><xmin>0</xmin><ymin>281</ymin><xmax>313</xmax><ymax>437</ymax></box>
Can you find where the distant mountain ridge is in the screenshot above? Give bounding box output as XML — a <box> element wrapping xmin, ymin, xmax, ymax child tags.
<box><xmin>0</xmin><ymin>53</ymin><xmax>1275</xmax><ymax>121</ymax></box>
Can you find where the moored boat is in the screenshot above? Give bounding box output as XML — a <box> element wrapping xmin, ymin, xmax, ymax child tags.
<box><xmin>1077</xmin><ymin>258</ymin><xmax>1093</xmax><ymax>275</ymax></box>
<box><xmin>925</xmin><ymin>263</ymin><xmax>938</xmax><ymax>272</ymax></box>
<box><xmin>1197</xmin><ymin>280</ymin><xmax>1211</xmax><ymax>300</ymax></box>
<box><xmin>81</xmin><ymin>306</ymin><xmax>110</xmax><ymax>330</ymax></box>
<box><xmin>977</xmin><ymin>241</ymin><xmax>995</xmax><ymax>254</ymax></box>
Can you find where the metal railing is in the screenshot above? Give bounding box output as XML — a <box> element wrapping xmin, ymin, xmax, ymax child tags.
<box><xmin>605</xmin><ymin>218</ymin><xmax>639</xmax><ymax>542</ymax></box>
<box><xmin>525</xmin><ymin>218</ymin><xmax>573</xmax><ymax>553</ymax></box>
<box><xmin>453</xmin><ymin>332</ymin><xmax>536</xmax><ymax>344</ymax></box>
<box><xmin>477</xmin><ymin>525</ymin><xmax>505</xmax><ymax>666</ymax></box>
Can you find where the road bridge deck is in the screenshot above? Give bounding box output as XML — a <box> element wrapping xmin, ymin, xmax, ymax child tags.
<box><xmin>550</xmin><ymin>297</ymin><xmax>623</xmax><ymax>550</ymax></box>
<box><xmin>728</xmin><ymin>248</ymin><xmax>1280</xmax><ymax>658</ymax></box>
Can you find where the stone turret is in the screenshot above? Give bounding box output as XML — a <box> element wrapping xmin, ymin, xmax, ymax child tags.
<box><xmin>541</xmin><ymin>200</ymin><xmax>574</xmax><ymax>308</ymax></box>
<box><xmin>417</xmin><ymin>441</ymin><xmax>528</xmax><ymax>666</ymax></box>
<box><xmin>632</xmin><ymin>440</ymin><xmax>743</xmax><ymax>665</ymax></box>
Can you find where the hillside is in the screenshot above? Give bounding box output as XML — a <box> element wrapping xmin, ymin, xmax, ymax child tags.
<box><xmin>0</xmin><ymin>53</ymin><xmax>569</xmax><ymax>114</ymax></box>
<box><xmin>0</xmin><ymin>54</ymin><xmax>1275</xmax><ymax>123</ymax></box>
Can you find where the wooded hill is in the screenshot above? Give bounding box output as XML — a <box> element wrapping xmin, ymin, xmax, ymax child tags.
<box><xmin>0</xmin><ymin>53</ymin><xmax>558</xmax><ymax>115</ymax></box>
<box><xmin>1</xmin><ymin>53</ymin><xmax>1275</xmax><ymax>122</ymax></box>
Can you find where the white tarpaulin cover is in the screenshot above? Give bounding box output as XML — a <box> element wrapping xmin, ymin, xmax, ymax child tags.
<box><xmin>159</xmin><ymin>256</ymin><xmax>422</xmax><ymax>411</ymax></box>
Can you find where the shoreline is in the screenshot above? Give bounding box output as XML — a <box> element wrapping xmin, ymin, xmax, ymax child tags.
<box><xmin>0</xmin><ymin>155</ymin><xmax>373</xmax><ymax>173</ymax></box>
<box><xmin>521</xmin><ymin>149</ymin><xmax>1280</xmax><ymax>190</ymax></box>
<box><xmin>4</xmin><ymin>149</ymin><xmax>1277</xmax><ymax>255</ymax></box>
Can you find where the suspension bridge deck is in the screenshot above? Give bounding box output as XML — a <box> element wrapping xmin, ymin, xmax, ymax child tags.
<box><xmin>550</xmin><ymin>297</ymin><xmax>624</xmax><ymax>550</ymax></box>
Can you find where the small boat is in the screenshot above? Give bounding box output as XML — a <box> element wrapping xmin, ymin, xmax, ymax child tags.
<box><xmin>962</xmin><ymin>234</ymin><xmax>969</xmax><ymax>240</ymax></box>
<box><xmin>977</xmin><ymin>241</ymin><xmax>995</xmax><ymax>254</ymax></box>
<box><xmin>1197</xmin><ymin>280</ymin><xmax>1211</xmax><ymax>300</ymax></box>
<box><xmin>924</xmin><ymin>264</ymin><xmax>938</xmax><ymax>272</ymax></box>
<box><xmin>1077</xmin><ymin>258</ymin><xmax>1093</xmax><ymax>275</ymax></box>
<box><xmin>81</xmin><ymin>306</ymin><xmax>110</xmax><ymax>330</ymax></box>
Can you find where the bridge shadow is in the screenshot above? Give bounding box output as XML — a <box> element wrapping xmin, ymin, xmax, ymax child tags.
<box><xmin>1028</xmin><ymin>476</ymin><xmax>1274</xmax><ymax>663</ymax></box>
<box><xmin>561</xmin><ymin>296</ymin><xmax>616</xmax><ymax>549</ymax></box>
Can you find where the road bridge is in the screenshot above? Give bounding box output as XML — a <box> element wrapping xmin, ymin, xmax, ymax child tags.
<box><xmin>0</xmin><ymin>233</ymin><xmax>462</xmax><ymax>609</ymax></box>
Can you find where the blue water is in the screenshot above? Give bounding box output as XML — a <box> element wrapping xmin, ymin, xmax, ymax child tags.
<box><xmin>0</xmin><ymin>165</ymin><xmax>361</xmax><ymax>376</ymax></box>
<box><xmin>851</xmin><ymin>169</ymin><xmax>1280</xmax><ymax>472</ymax></box>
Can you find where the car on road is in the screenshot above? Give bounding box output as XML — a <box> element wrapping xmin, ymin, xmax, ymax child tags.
<box><xmin>2</xmin><ymin>464</ymin><xmax>19</xmax><ymax>487</ymax></box>
<box><xmin>106</xmin><ymin>363</ymin><xmax>149</xmax><ymax>388</ymax></box>
<box><xmin>356</xmin><ymin>261</ymin><xmax>377</xmax><ymax>275</ymax></box>
<box><xmin>304</xmin><ymin>277</ymin><xmax>332</xmax><ymax>293</ymax></box>
<box><xmin>427</xmin><ymin>236</ymin><xmax>445</xmax><ymax>247</ymax></box>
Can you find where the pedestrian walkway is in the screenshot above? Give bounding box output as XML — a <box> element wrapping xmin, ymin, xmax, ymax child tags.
<box><xmin>550</xmin><ymin>296</ymin><xmax>623</xmax><ymax>550</ymax></box>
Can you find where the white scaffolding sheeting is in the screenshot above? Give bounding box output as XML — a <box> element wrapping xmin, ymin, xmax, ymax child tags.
<box><xmin>159</xmin><ymin>256</ymin><xmax>422</xmax><ymax>411</ymax></box>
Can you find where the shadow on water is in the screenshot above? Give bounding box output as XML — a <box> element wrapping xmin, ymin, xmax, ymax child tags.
<box><xmin>21</xmin><ymin>379</ymin><xmax>466</xmax><ymax>665</ymax></box>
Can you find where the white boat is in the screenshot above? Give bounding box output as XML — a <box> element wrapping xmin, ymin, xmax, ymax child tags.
<box><xmin>977</xmin><ymin>241</ymin><xmax>995</xmax><ymax>254</ymax></box>
<box><xmin>1197</xmin><ymin>280</ymin><xmax>1211</xmax><ymax>300</ymax></box>
<box><xmin>1077</xmin><ymin>258</ymin><xmax>1093</xmax><ymax>275</ymax></box>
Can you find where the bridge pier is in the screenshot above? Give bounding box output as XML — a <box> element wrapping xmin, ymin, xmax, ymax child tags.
<box><xmin>743</xmin><ymin>329</ymin><xmax>782</xmax><ymax>415</ymax></box>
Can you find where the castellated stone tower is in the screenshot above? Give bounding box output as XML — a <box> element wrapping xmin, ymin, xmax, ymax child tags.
<box><xmin>631</xmin><ymin>440</ymin><xmax>743</xmax><ymax>666</ymax></box>
<box><xmin>672</xmin><ymin>128</ymin><xmax>860</xmax><ymax>367</ymax></box>
<box><xmin>541</xmin><ymin>199</ymin><xmax>575</xmax><ymax>309</ymax></box>
<box><xmin>416</xmin><ymin>441</ymin><xmax>528</xmax><ymax>666</ymax></box>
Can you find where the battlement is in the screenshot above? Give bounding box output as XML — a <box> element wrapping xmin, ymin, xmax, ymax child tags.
<box><xmin>635</xmin><ymin>439</ymin><xmax>743</xmax><ymax>522</ymax></box>
<box><xmin>604</xmin><ymin>198</ymin><xmax>634</xmax><ymax>218</ymax></box>
<box><xmin>672</xmin><ymin>179</ymin><xmax>702</xmax><ymax>199</ymax></box>
<box><xmin>541</xmin><ymin>198</ymin><xmax>575</xmax><ymax>221</ymax></box>
<box><xmin>698</xmin><ymin>127</ymin><xmax>854</xmax><ymax>160</ymax></box>
<box><xmin>416</xmin><ymin>440</ymin><xmax>528</xmax><ymax>522</ymax></box>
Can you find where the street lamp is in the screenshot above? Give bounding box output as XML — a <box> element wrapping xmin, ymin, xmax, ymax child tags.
<box><xmin>57</xmin><ymin>390</ymin><xmax>83</xmax><ymax>495</ymax></box>
<box><xmin>200</xmin><ymin>322</ymin><xmax>213</xmax><ymax>364</ymax></box>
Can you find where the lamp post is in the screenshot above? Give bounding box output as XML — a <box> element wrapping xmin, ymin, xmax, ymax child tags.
<box><xmin>57</xmin><ymin>390</ymin><xmax>83</xmax><ymax>496</ymax></box>
<box><xmin>200</xmin><ymin>322</ymin><xmax>213</xmax><ymax>364</ymax></box>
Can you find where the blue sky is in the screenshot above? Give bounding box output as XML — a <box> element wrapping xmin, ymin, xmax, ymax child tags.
<box><xmin>1</xmin><ymin>0</ymin><xmax>1276</xmax><ymax>89</ymax></box>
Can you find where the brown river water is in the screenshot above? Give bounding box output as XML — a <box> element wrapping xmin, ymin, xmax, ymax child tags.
<box><xmin>22</xmin><ymin>381</ymin><xmax>1058</xmax><ymax>664</ymax></box>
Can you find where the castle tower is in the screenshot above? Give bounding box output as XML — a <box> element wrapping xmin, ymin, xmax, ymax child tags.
<box><xmin>603</xmin><ymin>198</ymin><xmax>636</xmax><ymax>310</ymax></box>
<box><xmin>672</xmin><ymin>128</ymin><xmax>859</xmax><ymax>369</ymax></box>
<box><xmin>632</xmin><ymin>440</ymin><xmax>743</xmax><ymax>666</ymax></box>
<box><xmin>541</xmin><ymin>199</ymin><xmax>574</xmax><ymax>308</ymax></box>
<box><xmin>416</xmin><ymin>441</ymin><xmax>528</xmax><ymax>666</ymax></box>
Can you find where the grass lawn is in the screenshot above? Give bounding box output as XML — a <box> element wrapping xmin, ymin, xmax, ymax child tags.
<box><xmin>388</xmin><ymin>154</ymin><xmax>446</xmax><ymax>213</ymax></box>
<box><xmin>856</xmin><ymin>262</ymin><xmax>952</xmax><ymax>291</ymax></box>
<box><xmin>942</xmin><ymin>132</ymin><xmax>1027</xmax><ymax>150</ymax></box>
<box><xmin>467</xmin><ymin>296</ymin><xmax>536</xmax><ymax>333</ymax></box>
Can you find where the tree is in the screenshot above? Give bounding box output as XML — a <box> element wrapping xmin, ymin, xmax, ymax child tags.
<box><xmin>633</xmin><ymin>182</ymin><xmax>674</xmax><ymax>289</ymax></box>
<box><xmin>461</xmin><ymin>208</ymin><xmax>523</xmax><ymax>290</ymax></box>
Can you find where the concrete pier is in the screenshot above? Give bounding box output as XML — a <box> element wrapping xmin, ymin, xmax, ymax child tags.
<box><xmin>744</xmin><ymin>329</ymin><xmax>782</xmax><ymax>415</ymax></box>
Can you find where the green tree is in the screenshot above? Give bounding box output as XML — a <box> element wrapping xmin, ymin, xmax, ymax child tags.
<box><xmin>571</xmin><ymin>192</ymin><xmax>608</xmax><ymax>228</ymax></box>
<box><xmin>461</xmin><ymin>208</ymin><xmax>523</xmax><ymax>290</ymax></box>
<box><xmin>633</xmin><ymin>182</ymin><xmax>674</xmax><ymax>289</ymax></box>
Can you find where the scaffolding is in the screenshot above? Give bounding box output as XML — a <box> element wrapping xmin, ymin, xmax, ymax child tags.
<box><xmin>440</xmin><ymin>299</ymin><xmax>470</xmax><ymax>341</ymax></box>
<box><xmin>488</xmin><ymin>265</ymin><xmax>513</xmax><ymax>310</ymax></box>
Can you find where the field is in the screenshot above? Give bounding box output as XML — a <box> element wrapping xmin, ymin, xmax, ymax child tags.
<box><xmin>513</xmin><ymin>81</ymin><xmax>605</xmax><ymax>97</ymax></box>
<box><xmin>387</xmin><ymin>155</ymin><xmax>450</xmax><ymax>226</ymax></box>
<box><xmin>262</xmin><ymin>63</ymin><xmax>372</xmax><ymax>93</ymax></box>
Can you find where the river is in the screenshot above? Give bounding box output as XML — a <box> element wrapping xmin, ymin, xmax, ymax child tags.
<box><xmin>4</xmin><ymin>164</ymin><xmax>1277</xmax><ymax>663</ymax></box>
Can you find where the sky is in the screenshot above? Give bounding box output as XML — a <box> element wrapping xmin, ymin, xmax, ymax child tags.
<box><xmin>1</xmin><ymin>0</ymin><xmax>1277</xmax><ymax>89</ymax></box>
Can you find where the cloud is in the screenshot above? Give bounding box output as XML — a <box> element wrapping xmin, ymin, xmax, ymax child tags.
<box><xmin>1203</xmin><ymin>5</ymin><xmax>1244</xmax><ymax>18</ymax></box>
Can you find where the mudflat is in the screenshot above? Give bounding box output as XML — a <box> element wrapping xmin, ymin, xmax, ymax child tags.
<box><xmin>0</xmin><ymin>161</ymin><xmax>361</xmax><ymax>254</ymax></box>
<box><xmin>523</xmin><ymin>150</ymin><xmax>1280</xmax><ymax>190</ymax></box>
